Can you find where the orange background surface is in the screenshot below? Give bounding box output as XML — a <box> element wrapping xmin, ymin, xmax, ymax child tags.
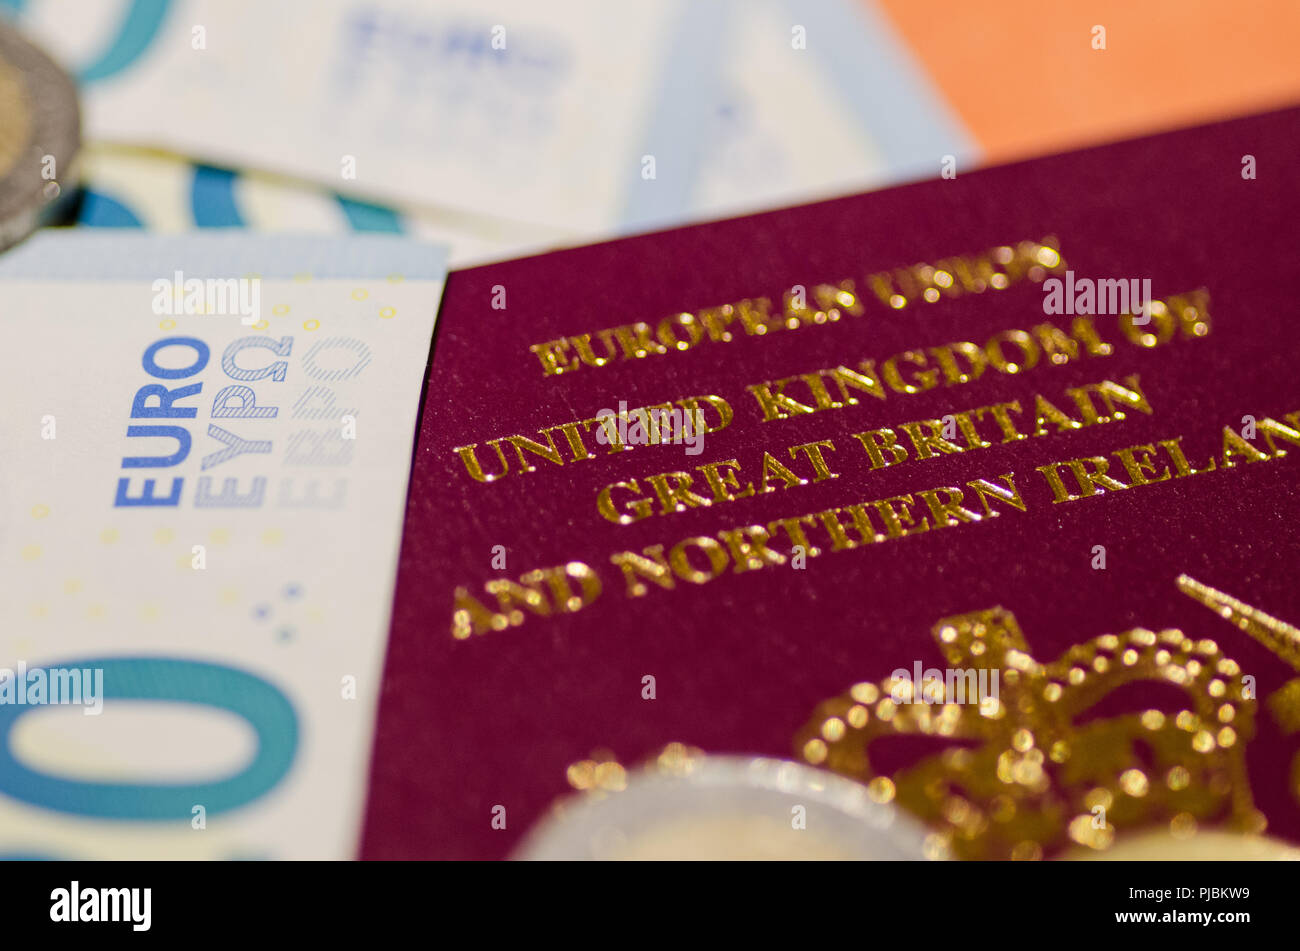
<box><xmin>877</xmin><ymin>0</ymin><xmax>1300</xmax><ymax>162</ymax></box>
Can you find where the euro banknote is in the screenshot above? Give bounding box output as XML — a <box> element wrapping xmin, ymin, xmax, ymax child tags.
<box><xmin>6</xmin><ymin>0</ymin><xmax>716</xmax><ymax>233</ymax></box>
<box><xmin>0</xmin><ymin>233</ymin><xmax>447</xmax><ymax>859</ymax></box>
<box><xmin>3</xmin><ymin>0</ymin><xmax>970</xmax><ymax>240</ymax></box>
<box><xmin>73</xmin><ymin>144</ymin><xmax>567</xmax><ymax>267</ymax></box>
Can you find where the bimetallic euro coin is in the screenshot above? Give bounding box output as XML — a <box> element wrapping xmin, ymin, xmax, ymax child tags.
<box><xmin>0</xmin><ymin>21</ymin><xmax>79</xmax><ymax>251</ymax></box>
<box><xmin>515</xmin><ymin>755</ymin><xmax>933</xmax><ymax>860</ymax></box>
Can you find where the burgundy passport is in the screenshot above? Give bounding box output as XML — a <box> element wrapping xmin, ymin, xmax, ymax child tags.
<box><xmin>362</xmin><ymin>107</ymin><xmax>1300</xmax><ymax>860</ymax></box>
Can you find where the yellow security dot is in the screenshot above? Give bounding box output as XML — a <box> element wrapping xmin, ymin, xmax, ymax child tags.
<box><xmin>888</xmin><ymin>294</ymin><xmax>906</xmax><ymax>309</ymax></box>
<box><xmin>351</xmin><ymin>288</ymin><xmax>369</xmax><ymax>301</ymax></box>
<box><xmin>21</xmin><ymin>544</ymin><xmax>41</xmax><ymax>561</ymax></box>
<box><xmin>252</xmin><ymin>319</ymin><xmax>269</xmax><ymax>330</ymax></box>
<box><xmin>87</xmin><ymin>603</ymin><xmax>106</xmax><ymax>618</ymax></box>
<box><xmin>303</xmin><ymin>319</ymin><xmax>320</xmax><ymax>331</ymax></box>
<box><xmin>1166</xmin><ymin>766</ymin><xmax>1191</xmax><ymax>790</ymax></box>
<box><xmin>210</xmin><ymin>529</ymin><xmax>230</xmax><ymax>545</ymax></box>
<box><xmin>1216</xmin><ymin>726</ymin><xmax>1236</xmax><ymax>748</ymax></box>
<box><xmin>803</xmin><ymin>738</ymin><xmax>828</xmax><ymax>764</ymax></box>
<box><xmin>154</xmin><ymin>528</ymin><xmax>174</xmax><ymax>545</ymax></box>
<box><xmin>29</xmin><ymin>602</ymin><xmax>49</xmax><ymax>618</ymax></box>
<box><xmin>293</xmin><ymin>272</ymin><xmax>312</xmax><ymax>282</ymax></box>
<box><xmin>272</xmin><ymin>304</ymin><xmax>290</xmax><ymax>315</ymax></box>
<box><xmin>386</xmin><ymin>273</ymin><xmax>404</xmax><ymax>283</ymax></box>
<box><xmin>140</xmin><ymin>604</ymin><xmax>160</xmax><ymax>620</ymax></box>
<box><xmin>31</xmin><ymin>504</ymin><xmax>50</xmax><ymax>519</ymax></box>
<box><xmin>63</xmin><ymin>578</ymin><xmax>81</xmax><ymax>595</ymax></box>
<box><xmin>261</xmin><ymin>529</ymin><xmax>283</xmax><ymax>546</ymax></box>
<box><xmin>159</xmin><ymin>318</ymin><xmax>177</xmax><ymax>329</ymax></box>
<box><xmin>219</xmin><ymin>588</ymin><xmax>239</xmax><ymax>605</ymax></box>
<box><xmin>379</xmin><ymin>306</ymin><xmax>396</xmax><ymax>319</ymax></box>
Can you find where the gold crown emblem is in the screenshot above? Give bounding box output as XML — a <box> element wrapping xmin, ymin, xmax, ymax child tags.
<box><xmin>795</xmin><ymin>607</ymin><xmax>1262</xmax><ymax>860</ymax></box>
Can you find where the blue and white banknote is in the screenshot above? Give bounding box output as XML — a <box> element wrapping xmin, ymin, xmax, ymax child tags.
<box><xmin>0</xmin><ymin>233</ymin><xmax>447</xmax><ymax>858</ymax></box>
<box><xmin>4</xmin><ymin>0</ymin><xmax>970</xmax><ymax>243</ymax></box>
<box><xmin>686</xmin><ymin>0</ymin><xmax>973</xmax><ymax>220</ymax></box>
<box><xmin>74</xmin><ymin>145</ymin><xmax>565</xmax><ymax>267</ymax></box>
<box><xmin>5</xmin><ymin>0</ymin><xmax>716</xmax><ymax>233</ymax></box>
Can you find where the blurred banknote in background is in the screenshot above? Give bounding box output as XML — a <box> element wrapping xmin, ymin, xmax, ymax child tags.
<box><xmin>72</xmin><ymin>144</ymin><xmax>556</xmax><ymax>266</ymax></box>
<box><xmin>2</xmin><ymin>0</ymin><xmax>970</xmax><ymax>254</ymax></box>
<box><xmin>0</xmin><ymin>233</ymin><xmax>446</xmax><ymax>858</ymax></box>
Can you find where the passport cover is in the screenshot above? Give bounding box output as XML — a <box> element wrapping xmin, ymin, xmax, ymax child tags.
<box><xmin>362</xmin><ymin>106</ymin><xmax>1300</xmax><ymax>860</ymax></box>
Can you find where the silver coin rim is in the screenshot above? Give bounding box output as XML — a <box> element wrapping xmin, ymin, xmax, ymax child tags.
<box><xmin>0</xmin><ymin>20</ymin><xmax>81</xmax><ymax>248</ymax></box>
<box><xmin>514</xmin><ymin>755</ymin><xmax>933</xmax><ymax>860</ymax></box>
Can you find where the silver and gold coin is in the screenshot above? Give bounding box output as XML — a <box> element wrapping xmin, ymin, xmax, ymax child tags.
<box><xmin>515</xmin><ymin>754</ymin><xmax>933</xmax><ymax>860</ymax></box>
<box><xmin>0</xmin><ymin>20</ymin><xmax>79</xmax><ymax>252</ymax></box>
